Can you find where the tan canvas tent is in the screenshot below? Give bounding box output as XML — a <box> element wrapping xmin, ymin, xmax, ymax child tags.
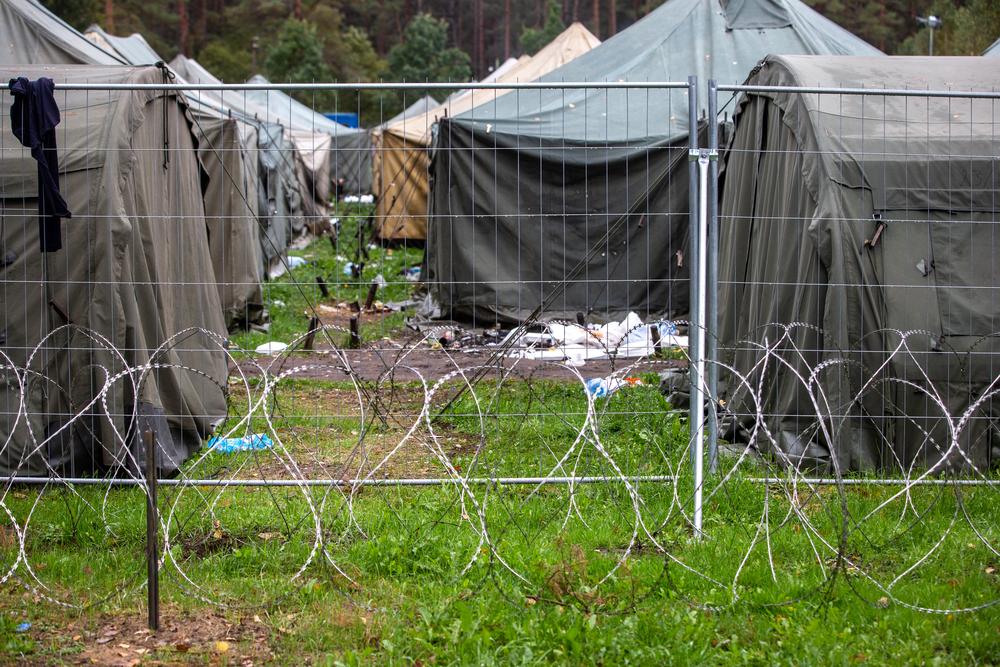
<box><xmin>0</xmin><ymin>65</ymin><xmax>228</xmax><ymax>475</ymax></box>
<box><xmin>372</xmin><ymin>23</ymin><xmax>601</xmax><ymax>241</ymax></box>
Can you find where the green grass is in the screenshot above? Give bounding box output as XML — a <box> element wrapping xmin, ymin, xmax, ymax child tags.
<box><xmin>2</xmin><ymin>379</ymin><xmax>999</xmax><ymax>665</ymax></box>
<box><xmin>232</xmin><ymin>203</ymin><xmax>424</xmax><ymax>352</ymax></box>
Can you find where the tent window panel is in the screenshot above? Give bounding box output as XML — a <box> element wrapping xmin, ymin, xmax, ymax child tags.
<box><xmin>928</xmin><ymin>211</ymin><xmax>1000</xmax><ymax>338</ymax></box>
<box><xmin>877</xmin><ymin>211</ymin><xmax>939</xmax><ymax>336</ymax></box>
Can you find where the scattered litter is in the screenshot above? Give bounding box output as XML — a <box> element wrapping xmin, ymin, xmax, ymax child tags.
<box><xmin>343</xmin><ymin>194</ymin><xmax>374</xmax><ymax>204</ymax></box>
<box><xmin>286</xmin><ymin>255</ymin><xmax>307</xmax><ymax>269</ymax></box>
<box><xmin>343</xmin><ymin>262</ymin><xmax>357</xmax><ymax>276</ymax></box>
<box><xmin>335</xmin><ymin>254</ymin><xmax>348</xmax><ymax>262</ymax></box>
<box><xmin>385</xmin><ymin>298</ymin><xmax>421</xmax><ymax>312</ymax></box>
<box><xmin>272</xmin><ymin>299</ymin><xmax>286</xmax><ymax>307</ymax></box>
<box><xmin>506</xmin><ymin>313</ymin><xmax>686</xmax><ymax>365</ymax></box>
<box><xmin>586</xmin><ymin>376</ymin><xmax>644</xmax><ymax>399</ymax></box>
<box><xmin>373</xmin><ymin>273</ymin><xmax>387</xmax><ymax>288</ymax></box>
<box><xmin>254</xmin><ymin>341</ymin><xmax>288</xmax><ymax>355</ymax></box>
<box><xmin>404</xmin><ymin>266</ymin><xmax>421</xmax><ymax>282</ymax></box>
<box><xmin>15</xmin><ymin>622</ymin><xmax>30</xmax><ymax>633</ymax></box>
<box><xmin>207</xmin><ymin>433</ymin><xmax>273</xmax><ymax>453</ymax></box>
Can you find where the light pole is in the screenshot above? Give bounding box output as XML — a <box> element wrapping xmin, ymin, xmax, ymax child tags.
<box><xmin>917</xmin><ymin>15</ymin><xmax>942</xmax><ymax>56</ymax></box>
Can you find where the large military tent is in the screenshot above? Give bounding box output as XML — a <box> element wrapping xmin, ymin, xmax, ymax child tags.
<box><xmin>84</xmin><ymin>24</ymin><xmax>160</xmax><ymax>64</ymax></box>
<box><xmin>243</xmin><ymin>75</ymin><xmax>373</xmax><ymax>198</ymax></box>
<box><xmin>85</xmin><ymin>25</ymin><xmax>267</xmax><ymax>328</ymax></box>
<box><xmin>0</xmin><ymin>0</ymin><xmax>123</xmax><ymax>65</ymax></box>
<box><xmin>717</xmin><ymin>55</ymin><xmax>1000</xmax><ymax>472</ymax></box>
<box><xmin>427</xmin><ymin>0</ymin><xmax>881</xmax><ymax>324</ymax></box>
<box><xmin>169</xmin><ymin>54</ymin><xmax>305</xmax><ymax>279</ymax></box>
<box><xmin>375</xmin><ymin>95</ymin><xmax>439</xmax><ymax>130</ymax></box>
<box><xmin>1</xmin><ymin>65</ymin><xmax>229</xmax><ymax>475</ymax></box>
<box><xmin>373</xmin><ymin>22</ymin><xmax>601</xmax><ymax>241</ymax></box>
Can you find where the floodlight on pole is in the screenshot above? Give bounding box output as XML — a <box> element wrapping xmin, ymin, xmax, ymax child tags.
<box><xmin>916</xmin><ymin>15</ymin><xmax>942</xmax><ymax>56</ymax></box>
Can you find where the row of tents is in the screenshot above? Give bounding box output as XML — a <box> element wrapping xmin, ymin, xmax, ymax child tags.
<box><xmin>1</xmin><ymin>0</ymin><xmax>358</xmax><ymax>474</ymax></box>
<box><xmin>1</xmin><ymin>0</ymin><xmax>998</xmax><ymax>475</ymax></box>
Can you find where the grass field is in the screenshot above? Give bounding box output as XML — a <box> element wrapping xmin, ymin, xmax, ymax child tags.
<box><xmin>1</xmin><ymin>213</ymin><xmax>998</xmax><ymax>664</ymax></box>
<box><xmin>1</xmin><ymin>374</ymin><xmax>999</xmax><ymax>665</ymax></box>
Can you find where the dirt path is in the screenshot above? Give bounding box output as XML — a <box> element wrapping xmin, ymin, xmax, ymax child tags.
<box><xmin>235</xmin><ymin>345</ymin><xmax>684</xmax><ymax>382</ymax></box>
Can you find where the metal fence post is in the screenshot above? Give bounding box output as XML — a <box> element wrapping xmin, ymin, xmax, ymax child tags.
<box><xmin>686</xmin><ymin>76</ymin><xmax>707</xmax><ymax>539</ymax></box>
<box><xmin>706</xmin><ymin>80</ymin><xmax>720</xmax><ymax>475</ymax></box>
<box><xmin>687</xmin><ymin>75</ymin><xmax>700</xmax><ymax>453</ymax></box>
<box><xmin>144</xmin><ymin>430</ymin><xmax>159</xmax><ymax>631</ymax></box>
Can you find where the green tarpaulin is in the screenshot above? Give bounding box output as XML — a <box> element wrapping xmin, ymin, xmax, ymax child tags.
<box><xmin>428</xmin><ymin>0</ymin><xmax>881</xmax><ymax>324</ymax></box>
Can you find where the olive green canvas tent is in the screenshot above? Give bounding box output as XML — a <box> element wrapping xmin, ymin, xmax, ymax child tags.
<box><xmin>243</xmin><ymin>75</ymin><xmax>373</xmax><ymax>198</ymax></box>
<box><xmin>0</xmin><ymin>0</ymin><xmax>123</xmax><ymax>65</ymax></box>
<box><xmin>84</xmin><ymin>24</ymin><xmax>160</xmax><ymax>65</ymax></box>
<box><xmin>717</xmin><ymin>55</ymin><xmax>1000</xmax><ymax>472</ymax></box>
<box><xmin>1</xmin><ymin>65</ymin><xmax>229</xmax><ymax>475</ymax></box>
<box><xmin>169</xmin><ymin>54</ymin><xmax>306</xmax><ymax>279</ymax></box>
<box><xmin>428</xmin><ymin>0</ymin><xmax>881</xmax><ymax>324</ymax></box>
<box><xmin>85</xmin><ymin>26</ymin><xmax>267</xmax><ymax>328</ymax></box>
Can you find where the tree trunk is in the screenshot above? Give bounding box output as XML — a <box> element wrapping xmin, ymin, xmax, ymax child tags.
<box><xmin>572</xmin><ymin>0</ymin><xmax>580</xmax><ymax>22</ymax></box>
<box><xmin>293</xmin><ymin>0</ymin><xmax>302</xmax><ymax>19</ymax></box>
<box><xmin>104</xmin><ymin>0</ymin><xmax>115</xmax><ymax>32</ymax></box>
<box><xmin>194</xmin><ymin>0</ymin><xmax>207</xmax><ymax>48</ymax></box>
<box><xmin>178</xmin><ymin>0</ymin><xmax>189</xmax><ymax>55</ymax></box>
<box><xmin>474</xmin><ymin>0</ymin><xmax>484</xmax><ymax>75</ymax></box>
<box><xmin>375</xmin><ymin>0</ymin><xmax>386</xmax><ymax>54</ymax></box>
<box><xmin>504</xmin><ymin>0</ymin><xmax>511</xmax><ymax>59</ymax></box>
<box><xmin>592</xmin><ymin>0</ymin><xmax>600</xmax><ymax>37</ymax></box>
<box><xmin>609</xmin><ymin>0</ymin><xmax>617</xmax><ymax>35</ymax></box>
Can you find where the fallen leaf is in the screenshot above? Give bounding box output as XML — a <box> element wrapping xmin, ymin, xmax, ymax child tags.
<box><xmin>174</xmin><ymin>642</ymin><xmax>191</xmax><ymax>652</ymax></box>
<box><xmin>72</xmin><ymin>635</ymin><xmax>81</xmax><ymax>641</ymax></box>
<box><xmin>986</xmin><ymin>566</ymin><xmax>997</xmax><ymax>575</ymax></box>
<box><xmin>876</xmin><ymin>596</ymin><xmax>889</xmax><ymax>608</ymax></box>
<box><xmin>96</xmin><ymin>637</ymin><xmax>114</xmax><ymax>645</ymax></box>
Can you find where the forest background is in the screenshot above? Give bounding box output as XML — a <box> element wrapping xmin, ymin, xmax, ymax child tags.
<box><xmin>42</xmin><ymin>0</ymin><xmax>1000</xmax><ymax>123</ymax></box>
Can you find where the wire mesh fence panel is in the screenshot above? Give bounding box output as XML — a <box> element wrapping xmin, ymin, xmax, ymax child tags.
<box><xmin>2</xmin><ymin>65</ymin><xmax>1000</xmax><ymax>619</ymax></box>
<box><xmin>0</xmin><ymin>76</ymin><xmax>717</xmax><ymax>614</ymax></box>
<box><xmin>707</xmin><ymin>57</ymin><xmax>1000</xmax><ymax>613</ymax></box>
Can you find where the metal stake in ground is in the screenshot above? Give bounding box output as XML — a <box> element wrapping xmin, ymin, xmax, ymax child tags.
<box><xmin>349</xmin><ymin>316</ymin><xmax>361</xmax><ymax>348</ymax></box>
<box><xmin>144</xmin><ymin>430</ymin><xmax>159</xmax><ymax>631</ymax></box>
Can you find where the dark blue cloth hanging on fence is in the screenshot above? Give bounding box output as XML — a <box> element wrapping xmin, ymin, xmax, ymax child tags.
<box><xmin>8</xmin><ymin>77</ymin><xmax>71</xmax><ymax>253</ymax></box>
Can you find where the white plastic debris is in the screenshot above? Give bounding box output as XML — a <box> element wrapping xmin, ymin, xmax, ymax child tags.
<box><xmin>254</xmin><ymin>341</ymin><xmax>288</xmax><ymax>355</ymax></box>
<box><xmin>286</xmin><ymin>255</ymin><xmax>307</xmax><ymax>269</ymax></box>
<box><xmin>343</xmin><ymin>194</ymin><xmax>375</xmax><ymax>204</ymax></box>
